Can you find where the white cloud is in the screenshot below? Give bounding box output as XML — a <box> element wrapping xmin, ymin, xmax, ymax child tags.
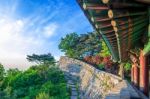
<box><xmin>0</xmin><ymin>2</ymin><xmax>61</xmax><ymax>70</ymax></box>
<box><xmin>43</xmin><ymin>23</ymin><xmax>58</xmax><ymax>38</ymax></box>
<box><xmin>0</xmin><ymin>17</ymin><xmax>46</xmax><ymax>70</ymax></box>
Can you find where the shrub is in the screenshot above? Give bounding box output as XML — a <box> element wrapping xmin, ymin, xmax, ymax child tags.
<box><xmin>92</xmin><ymin>55</ymin><xmax>103</xmax><ymax>65</ymax></box>
<box><xmin>84</xmin><ymin>55</ymin><xmax>103</xmax><ymax>65</ymax></box>
<box><xmin>124</xmin><ymin>62</ymin><xmax>131</xmax><ymax>71</ymax></box>
<box><xmin>84</xmin><ymin>55</ymin><xmax>114</xmax><ymax>71</ymax></box>
<box><xmin>102</xmin><ymin>56</ymin><xmax>113</xmax><ymax>68</ymax></box>
<box><xmin>36</xmin><ymin>92</ymin><xmax>50</xmax><ymax>99</ymax></box>
<box><xmin>1</xmin><ymin>65</ymin><xmax>69</xmax><ymax>99</ymax></box>
<box><xmin>98</xmin><ymin>64</ymin><xmax>104</xmax><ymax>69</ymax></box>
<box><xmin>83</xmin><ymin>56</ymin><xmax>93</xmax><ymax>64</ymax></box>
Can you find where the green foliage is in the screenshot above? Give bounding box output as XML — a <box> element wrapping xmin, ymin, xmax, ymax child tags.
<box><xmin>27</xmin><ymin>53</ymin><xmax>55</xmax><ymax>65</ymax></box>
<box><xmin>0</xmin><ymin>64</ymin><xmax>69</xmax><ymax>99</ymax></box>
<box><xmin>59</xmin><ymin>33</ymin><xmax>80</xmax><ymax>58</ymax></box>
<box><xmin>36</xmin><ymin>92</ymin><xmax>50</xmax><ymax>99</ymax></box>
<box><xmin>98</xmin><ymin>64</ymin><xmax>104</xmax><ymax>69</ymax></box>
<box><xmin>59</xmin><ymin>32</ymin><xmax>101</xmax><ymax>59</ymax></box>
<box><xmin>124</xmin><ymin>62</ymin><xmax>132</xmax><ymax>71</ymax></box>
<box><xmin>0</xmin><ymin>63</ymin><xmax>5</xmax><ymax>81</ymax></box>
<box><xmin>99</xmin><ymin>40</ymin><xmax>110</xmax><ymax>57</ymax></box>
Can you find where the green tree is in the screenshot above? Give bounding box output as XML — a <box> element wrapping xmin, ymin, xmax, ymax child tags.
<box><xmin>77</xmin><ymin>32</ymin><xmax>101</xmax><ymax>57</ymax></box>
<box><xmin>27</xmin><ymin>53</ymin><xmax>55</xmax><ymax>65</ymax></box>
<box><xmin>59</xmin><ymin>32</ymin><xmax>80</xmax><ymax>58</ymax></box>
<box><xmin>0</xmin><ymin>54</ymin><xmax>69</xmax><ymax>99</ymax></box>
<box><xmin>59</xmin><ymin>32</ymin><xmax>102</xmax><ymax>59</ymax></box>
<box><xmin>0</xmin><ymin>64</ymin><xmax>5</xmax><ymax>81</ymax></box>
<box><xmin>1</xmin><ymin>65</ymin><xmax>69</xmax><ymax>99</ymax></box>
<box><xmin>0</xmin><ymin>64</ymin><xmax>5</xmax><ymax>99</ymax></box>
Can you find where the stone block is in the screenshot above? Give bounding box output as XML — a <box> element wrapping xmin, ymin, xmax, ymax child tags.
<box><xmin>72</xmin><ymin>90</ymin><xmax>78</xmax><ymax>96</ymax></box>
<box><xmin>71</xmin><ymin>96</ymin><xmax>77</xmax><ymax>99</ymax></box>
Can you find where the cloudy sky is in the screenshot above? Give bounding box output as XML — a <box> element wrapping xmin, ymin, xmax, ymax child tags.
<box><xmin>0</xmin><ymin>0</ymin><xmax>93</xmax><ymax>70</ymax></box>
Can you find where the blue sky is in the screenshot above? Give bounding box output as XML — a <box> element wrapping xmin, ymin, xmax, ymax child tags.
<box><xmin>0</xmin><ymin>0</ymin><xmax>93</xmax><ymax>69</ymax></box>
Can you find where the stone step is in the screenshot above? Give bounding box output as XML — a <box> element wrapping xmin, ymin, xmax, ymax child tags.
<box><xmin>105</xmin><ymin>95</ymin><xmax>120</xmax><ymax>99</ymax></box>
<box><xmin>65</xmin><ymin>75</ymin><xmax>72</xmax><ymax>78</ymax></box>
<box><xmin>72</xmin><ymin>87</ymin><xmax>77</xmax><ymax>91</ymax></box>
<box><xmin>68</xmin><ymin>84</ymin><xmax>76</xmax><ymax>88</ymax></box>
<box><xmin>71</xmin><ymin>96</ymin><xmax>77</xmax><ymax>99</ymax></box>
<box><xmin>65</xmin><ymin>77</ymin><xmax>70</xmax><ymax>80</ymax></box>
<box><xmin>72</xmin><ymin>90</ymin><xmax>78</xmax><ymax>96</ymax></box>
<box><xmin>65</xmin><ymin>76</ymin><xmax>73</xmax><ymax>79</ymax></box>
<box><xmin>67</xmin><ymin>80</ymin><xmax>74</xmax><ymax>85</ymax></box>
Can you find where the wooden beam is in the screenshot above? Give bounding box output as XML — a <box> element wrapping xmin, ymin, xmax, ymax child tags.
<box><xmin>111</xmin><ymin>16</ymin><xmax>146</xmax><ymax>27</ymax></box>
<box><xmin>108</xmin><ymin>9</ymin><xmax>147</xmax><ymax>19</ymax></box>
<box><xmin>103</xmin><ymin>29</ymin><xmax>114</xmax><ymax>34</ymax></box>
<box><xmin>96</xmin><ymin>23</ymin><xmax>112</xmax><ymax>29</ymax></box>
<box><xmin>109</xmin><ymin>40</ymin><xmax>117</xmax><ymax>44</ymax></box>
<box><xmin>135</xmin><ymin>0</ymin><xmax>150</xmax><ymax>4</ymax></box>
<box><xmin>110</xmin><ymin>2</ymin><xmax>145</xmax><ymax>8</ymax></box>
<box><xmin>102</xmin><ymin>0</ymin><xmax>109</xmax><ymax>4</ymax></box>
<box><xmin>83</xmin><ymin>3</ymin><xmax>109</xmax><ymax>10</ymax></box>
<box><xmin>117</xmin><ymin>19</ymin><xmax>148</xmax><ymax>32</ymax></box>
<box><xmin>102</xmin><ymin>0</ymin><xmax>146</xmax><ymax>9</ymax></box>
<box><xmin>94</xmin><ymin>17</ymin><xmax>110</xmax><ymax>22</ymax></box>
<box><xmin>105</xmin><ymin>34</ymin><xmax>116</xmax><ymax>38</ymax></box>
<box><xmin>119</xmin><ymin>27</ymin><xmax>145</xmax><ymax>39</ymax></box>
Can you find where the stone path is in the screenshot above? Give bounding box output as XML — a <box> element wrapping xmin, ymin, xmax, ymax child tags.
<box><xmin>105</xmin><ymin>80</ymin><xmax>140</xmax><ymax>99</ymax></box>
<box><xmin>65</xmin><ymin>73</ymin><xmax>140</xmax><ymax>99</ymax></box>
<box><xmin>65</xmin><ymin>73</ymin><xmax>79</xmax><ymax>99</ymax></box>
<box><xmin>60</xmin><ymin>56</ymin><xmax>140</xmax><ymax>99</ymax></box>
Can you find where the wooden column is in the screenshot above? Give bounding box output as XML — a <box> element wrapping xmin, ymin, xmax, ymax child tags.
<box><xmin>131</xmin><ymin>63</ymin><xmax>139</xmax><ymax>88</ymax></box>
<box><xmin>140</xmin><ymin>50</ymin><xmax>149</xmax><ymax>96</ymax></box>
<box><xmin>131</xmin><ymin>65</ymin><xmax>134</xmax><ymax>84</ymax></box>
<box><xmin>119</xmin><ymin>63</ymin><xmax>124</xmax><ymax>79</ymax></box>
<box><xmin>134</xmin><ymin>63</ymin><xmax>139</xmax><ymax>88</ymax></box>
<box><xmin>149</xmin><ymin>67</ymin><xmax>150</xmax><ymax>97</ymax></box>
<box><xmin>130</xmin><ymin>53</ymin><xmax>139</xmax><ymax>88</ymax></box>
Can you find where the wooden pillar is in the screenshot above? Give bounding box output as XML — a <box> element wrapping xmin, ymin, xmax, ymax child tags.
<box><xmin>134</xmin><ymin>63</ymin><xmax>139</xmax><ymax>88</ymax></box>
<box><xmin>119</xmin><ymin>63</ymin><xmax>124</xmax><ymax>79</ymax></box>
<box><xmin>131</xmin><ymin>65</ymin><xmax>134</xmax><ymax>84</ymax></box>
<box><xmin>149</xmin><ymin>67</ymin><xmax>150</xmax><ymax>97</ymax></box>
<box><xmin>131</xmin><ymin>63</ymin><xmax>139</xmax><ymax>88</ymax></box>
<box><xmin>130</xmin><ymin>53</ymin><xmax>139</xmax><ymax>87</ymax></box>
<box><xmin>140</xmin><ymin>50</ymin><xmax>149</xmax><ymax>96</ymax></box>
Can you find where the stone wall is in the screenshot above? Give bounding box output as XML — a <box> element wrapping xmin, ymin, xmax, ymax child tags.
<box><xmin>59</xmin><ymin>56</ymin><xmax>123</xmax><ymax>99</ymax></box>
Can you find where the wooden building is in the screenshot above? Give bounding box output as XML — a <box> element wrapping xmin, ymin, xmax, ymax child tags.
<box><xmin>77</xmin><ymin>0</ymin><xmax>150</xmax><ymax>98</ymax></box>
